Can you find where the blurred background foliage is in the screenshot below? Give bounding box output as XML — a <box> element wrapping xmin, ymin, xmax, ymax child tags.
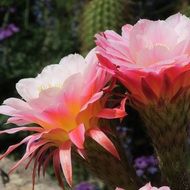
<box><xmin>0</xmin><ymin>0</ymin><xmax>189</xmax><ymax>189</ymax></box>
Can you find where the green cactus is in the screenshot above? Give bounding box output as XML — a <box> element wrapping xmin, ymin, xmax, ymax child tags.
<box><xmin>79</xmin><ymin>0</ymin><xmax>127</xmax><ymax>55</ymax></box>
<box><xmin>136</xmin><ymin>94</ymin><xmax>190</xmax><ymax>190</ymax></box>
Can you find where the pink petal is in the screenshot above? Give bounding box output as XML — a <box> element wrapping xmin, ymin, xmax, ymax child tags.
<box><xmin>0</xmin><ymin>105</ymin><xmax>17</xmax><ymax>116</ymax></box>
<box><xmin>139</xmin><ymin>183</ymin><xmax>152</xmax><ymax>190</ymax></box>
<box><xmin>85</xmin><ymin>48</ymin><xmax>99</xmax><ymax>65</ymax></box>
<box><xmin>0</xmin><ymin>126</ymin><xmax>43</xmax><ymax>134</ymax></box>
<box><xmin>69</xmin><ymin>123</ymin><xmax>85</xmax><ymax>149</ymax></box>
<box><xmin>77</xmin><ymin>148</ymin><xmax>86</xmax><ymax>159</ymax></box>
<box><xmin>3</xmin><ymin>98</ymin><xmax>31</xmax><ymax>110</ymax></box>
<box><xmin>26</xmin><ymin>134</ymin><xmax>44</xmax><ymax>152</ymax></box>
<box><xmin>87</xmin><ymin>127</ymin><xmax>120</xmax><ymax>160</ymax></box>
<box><xmin>104</xmin><ymin>30</ymin><xmax>122</xmax><ymax>41</ymax></box>
<box><xmin>98</xmin><ymin>108</ymin><xmax>126</xmax><ymax>119</ymax></box>
<box><xmin>9</xmin><ymin>139</ymin><xmax>48</xmax><ymax>174</ymax></box>
<box><xmin>122</xmin><ymin>24</ymin><xmax>133</xmax><ymax>39</ymax></box>
<box><xmin>7</xmin><ymin>117</ymin><xmax>31</xmax><ymax>125</ymax></box>
<box><xmin>59</xmin><ymin>141</ymin><xmax>72</xmax><ymax>187</ymax></box>
<box><xmin>159</xmin><ymin>187</ymin><xmax>171</xmax><ymax>190</ymax></box>
<box><xmin>96</xmin><ymin>54</ymin><xmax>117</xmax><ymax>74</ymax></box>
<box><xmin>80</xmin><ymin>91</ymin><xmax>103</xmax><ymax>112</ymax></box>
<box><xmin>98</xmin><ymin>97</ymin><xmax>127</xmax><ymax>119</ymax></box>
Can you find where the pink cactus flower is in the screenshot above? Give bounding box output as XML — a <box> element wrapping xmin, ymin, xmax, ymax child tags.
<box><xmin>116</xmin><ymin>183</ymin><xmax>170</xmax><ymax>190</ymax></box>
<box><xmin>96</xmin><ymin>13</ymin><xmax>190</xmax><ymax>106</ymax></box>
<box><xmin>139</xmin><ymin>183</ymin><xmax>170</xmax><ymax>190</ymax></box>
<box><xmin>0</xmin><ymin>50</ymin><xmax>126</xmax><ymax>189</ymax></box>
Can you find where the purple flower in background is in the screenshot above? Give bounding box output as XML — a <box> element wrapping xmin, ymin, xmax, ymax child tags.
<box><xmin>147</xmin><ymin>166</ymin><xmax>158</xmax><ymax>174</ymax></box>
<box><xmin>9</xmin><ymin>7</ymin><xmax>16</xmax><ymax>13</ymax></box>
<box><xmin>8</xmin><ymin>23</ymin><xmax>20</xmax><ymax>32</ymax></box>
<box><xmin>134</xmin><ymin>156</ymin><xmax>148</xmax><ymax>169</ymax></box>
<box><xmin>134</xmin><ymin>155</ymin><xmax>158</xmax><ymax>177</ymax></box>
<box><xmin>146</xmin><ymin>155</ymin><xmax>158</xmax><ymax>166</ymax></box>
<box><xmin>74</xmin><ymin>182</ymin><xmax>98</xmax><ymax>190</ymax></box>
<box><xmin>0</xmin><ymin>29</ymin><xmax>12</xmax><ymax>40</ymax></box>
<box><xmin>136</xmin><ymin>169</ymin><xmax>144</xmax><ymax>177</ymax></box>
<box><xmin>0</xmin><ymin>23</ymin><xmax>19</xmax><ymax>41</ymax></box>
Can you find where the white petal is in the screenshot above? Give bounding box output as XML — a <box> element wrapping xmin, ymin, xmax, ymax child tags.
<box><xmin>16</xmin><ymin>78</ymin><xmax>41</xmax><ymax>101</ymax></box>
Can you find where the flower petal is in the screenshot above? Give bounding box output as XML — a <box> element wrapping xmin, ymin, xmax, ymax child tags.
<box><xmin>98</xmin><ymin>97</ymin><xmax>127</xmax><ymax>119</ymax></box>
<box><xmin>87</xmin><ymin>127</ymin><xmax>120</xmax><ymax>160</ymax></box>
<box><xmin>69</xmin><ymin>123</ymin><xmax>85</xmax><ymax>149</ymax></box>
<box><xmin>59</xmin><ymin>141</ymin><xmax>72</xmax><ymax>187</ymax></box>
<box><xmin>0</xmin><ymin>126</ymin><xmax>43</xmax><ymax>134</ymax></box>
<box><xmin>9</xmin><ymin>139</ymin><xmax>48</xmax><ymax>174</ymax></box>
<box><xmin>77</xmin><ymin>148</ymin><xmax>86</xmax><ymax>159</ymax></box>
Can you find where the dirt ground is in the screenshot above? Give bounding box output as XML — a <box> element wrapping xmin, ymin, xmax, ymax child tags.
<box><xmin>0</xmin><ymin>156</ymin><xmax>61</xmax><ymax>190</ymax></box>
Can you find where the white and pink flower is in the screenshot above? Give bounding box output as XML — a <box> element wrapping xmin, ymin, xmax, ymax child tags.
<box><xmin>0</xmin><ymin>50</ymin><xmax>126</xmax><ymax>188</ymax></box>
<box><xmin>96</xmin><ymin>13</ymin><xmax>190</xmax><ymax>106</ymax></box>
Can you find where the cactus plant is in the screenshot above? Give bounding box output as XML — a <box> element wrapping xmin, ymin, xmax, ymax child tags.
<box><xmin>79</xmin><ymin>0</ymin><xmax>127</xmax><ymax>54</ymax></box>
